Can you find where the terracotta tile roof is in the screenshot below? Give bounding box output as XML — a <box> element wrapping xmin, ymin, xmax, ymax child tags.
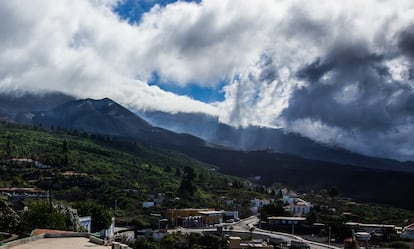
<box><xmin>405</xmin><ymin>223</ymin><xmax>414</xmax><ymax>230</ymax></box>
<box><xmin>31</xmin><ymin>229</ymin><xmax>76</xmax><ymax>236</ymax></box>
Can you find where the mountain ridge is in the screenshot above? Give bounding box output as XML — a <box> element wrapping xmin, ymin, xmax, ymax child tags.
<box><xmin>137</xmin><ymin>110</ymin><xmax>414</xmax><ymax>173</ymax></box>
<box><xmin>1</xmin><ymin>92</ymin><xmax>413</xmax><ymax>173</ymax></box>
<box><xmin>1</xmin><ymin>93</ymin><xmax>414</xmax><ymax>208</ymax></box>
<box><xmin>32</xmin><ymin>97</ymin><xmax>208</xmax><ymax>148</ymax></box>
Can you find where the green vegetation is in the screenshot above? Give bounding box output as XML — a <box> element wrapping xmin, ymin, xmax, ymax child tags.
<box><xmin>260</xmin><ymin>201</ymin><xmax>290</xmax><ymax>219</ymax></box>
<box><xmin>72</xmin><ymin>202</ymin><xmax>112</xmax><ymax>232</ymax></box>
<box><xmin>305</xmin><ymin>190</ymin><xmax>414</xmax><ymax>226</ymax></box>
<box><xmin>0</xmin><ymin>200</ymin><xmax>20</xmax><ymax>232</ymax></box>
<box><xmin>388</xmin><ymin>241</ymin><xmax>410</xmax><ymax>249</ymax></box>
<box><xmin>130</xmin><ymin>233</ymin><xmax>226</xmax><ymax>249</ymax></box>
<box><xmin>0</xmin><ymin>123</ymin><xmax>265</xmax><ymax>233</ymax></box>
<box><xmin>177</xmin><ymin>166</ymin><xmax>197</xmax><ymax>198</ymax></box>
<box><xmin>19</xmin><ymin>201</ymin><xmax>69</xmax><ymax>233</ymax></box>
<box><xmin>133</xmin><ymin>237</ymin><xmax>157</xmax><ymax>249</ymax></box>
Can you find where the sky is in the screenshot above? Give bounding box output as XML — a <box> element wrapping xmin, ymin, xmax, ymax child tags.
<box><xmin>0</xmin><ymin>0</ymin><xmax>414</xmax><ymax>161</ymax></box>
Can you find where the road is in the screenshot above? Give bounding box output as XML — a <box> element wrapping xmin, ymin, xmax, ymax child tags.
<box><xmin>172</xmin><ymin>216</ymin><xmax>341</xmax><ymax>249</ymax></box>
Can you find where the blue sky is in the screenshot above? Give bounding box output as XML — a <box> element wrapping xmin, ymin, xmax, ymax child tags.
<box><xmin>1</xmin><ymin>0</ymin><xmax>414</xmax><ymax>161</ymax></box>
<box><xmin>113</xmin><ymin>0</ymin><xmax>222</xmax><ymax>103</ymax></box>
<box><xmin>113</xmin><ymin>0</ymin><xmax>201</xmax><ymax>23</ymax></box>
<box><xmin>148</xmin><ymin>72</ymin><xmax>225</xmax><ymax>103</ymax></box>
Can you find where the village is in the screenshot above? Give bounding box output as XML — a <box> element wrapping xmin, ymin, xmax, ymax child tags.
<box><xmin>1</xmin><ymin>177</ymin><xmax>414</xmax><ymax>249</ymax></box>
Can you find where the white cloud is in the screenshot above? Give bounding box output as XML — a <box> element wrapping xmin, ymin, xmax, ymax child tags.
<box><xmin>0</xmin><ymin>0</ymin><xmax>216</xmax><ymax>114</ymax></box>
<box><xmin>1</xmin><ymin>0</ymin><xmax>414</xmax><ymax>160</ymax></box>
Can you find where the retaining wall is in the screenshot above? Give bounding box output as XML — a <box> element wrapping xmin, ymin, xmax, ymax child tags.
<box><xmin>0</xmin><ymin>232</ymin><xmax>108</xmax><ymax>248</ymax></box>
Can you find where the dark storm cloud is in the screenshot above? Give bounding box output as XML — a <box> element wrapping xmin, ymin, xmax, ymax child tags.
<box><xmin>398</xmin><ymin>25</ymin><xmax>414</xmax><ymax>81</ymax></box>
<box><xmin>279</xmin><ymin>29</ymin><xmax>414</xmax><ymax>159</ymax></box>
<box><xmin>258</xmin><ymin>55</ymin><xmax>278</xmax><ymax>83</ymax></box>
<box><xmin>284</xmin><ymin>41</ymin><xmax>413</xmax><ymax>130</ymax></box>
<box><xmin>398</xmin><ymin>25</ymin><xmax>414</xmax><ymax>58</ymax></box>
<box><xmin>297</xmin><ymin>57</ymin><xmax>334</xmax><ymax>83</ymax></box>
<box><xmin>284</xmin><ymin>78</ymin><xmax>414</xmax><ymax>131</ymax></box>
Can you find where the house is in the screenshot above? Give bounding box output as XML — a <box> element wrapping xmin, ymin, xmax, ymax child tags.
<box><xmin>166</xmin><ymin>208</ymin><xmax>213</xmax><ymax>227</ymax></box>
<box><xmin>7</xmin><ymin>158</ymin><xmax>51</xmax><ymax>169</ymax></box>
<box><xmin>282</xmin><ymin>197</ymin><xmax>312</xmax><ymax>217</ymax></box>
<box><xmin>285</xmin><ymin>198</ymin><xmax>312</xmax><ymax>217</ymax></box>
<box><xmin>0</xmin><ymin>187</ymin><xmax>47</xmax><ymax>198</ymax></box>
<box><xmin>99</xmin><ymin>217</ymin><xmax>115</xmax><ymax>240</ymax></box>
<box><xmin>166</xmin><ymin>208</ymin><xmax>213</xmax><ymax>219</ymax></box>
<box><xmin>142</xmin><ymin>202</ymin><xmax>155</xmax><ymax>208</ymax></box>
<box><xmin>79</xmin><ymin>216</ymin><xmax>92</xmax><ymax>233</ymax></box>
<box><xmin>250</xmin><ymin>198</ymin><xmax>271</xmax><ymax>214</ymax></box>
<box><xmin>227</xmin><ymin>236</ymin><xmax>273</xmax><ymax>249</ymax></box>
<box><xmin>198</xmin><ymin>210</ymin><xmax>225</xmax><ymax>225</ymax></box>
<box><xmin>268</xmin><ymin>216</ymin><xmax>306</xmax><ymax>226</ymax></box>
<box><xmin>176</xmin><ymin>215</ymin><xmax>204</xmax><ymax>227</ymax></box>
<box><xmin>34</xmin><ymin>161</ymin><xmax>51</xmax><ymax>169</ymax></box>
<box><xmin>224</xmin><ymin>211</ymin><xmax>239</xmax><ymax>221</ymax></box>
<box><xmin>61</xmin><ymin>171</ymin><xmax>88</xmax><ymax>177</ymax></box>
<box><xmin>400</xmin><ymin>223</ymin><xmax>414</xmax><ymax>239</ymax></box>
<box><xmin>345</xmin><ymin>222</ymin><xmax>396</xmax><ymax>234</ymax></box>
<box><xmin>267</xmin><ymin>216</ymin><xmax>306</xmax><ymax>233</ymax></box>
<box><xmin>251</xmin><ymin>198</ymin><xmax>270</xmax><ymax>208</ymax></box>
<box><xmin>165</xmin><ymin>208</ymin><xmax>226</xmax><ymax>227</ymax></box>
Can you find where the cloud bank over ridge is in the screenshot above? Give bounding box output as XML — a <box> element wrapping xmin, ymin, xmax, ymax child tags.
<box><xmin>0</xmin><ymin>0</ymin><xmax>414</xmax><ymax>161</ymax></box>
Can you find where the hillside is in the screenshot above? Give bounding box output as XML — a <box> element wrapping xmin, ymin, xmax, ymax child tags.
<box><xmin>168</xmin><ymin>144</ymin><xmax>414</xmax><ymax>210</ymax></box>
<box><xmin>0</xmin><ymin>123</ymin><xmax>263</xmax><ymax>220</ymax></box>
<box><xmin>1</xmin><ymin>95</ymin><xmax>414</xmax><ymax>210</ymax></box>
<box><xmin>33</xmin><ymin>98</ymin><xmax>207</xmax><ymax>148</ymax></box>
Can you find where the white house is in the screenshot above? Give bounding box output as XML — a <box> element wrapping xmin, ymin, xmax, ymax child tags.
<box><xmin>250</xmin><ymin>198</ymin><xmax>271</xmax><ymax>215</ymax></box>
<box><xmin>79</xmin><ymin>216</ymin><xmax>92</xmax><ymax>233</ymax></box>
<box><xmin>284</xmin><ymin>198</ymin><xmax>312</xmax><ymax>216</ymax></box>
<box><xmin>250</xmin><ymin>198</ymin><xmax>270</xmax><ymax>208</ymax></box>
<box><xmin>401</xmin><ymin>223</ymin><xmax>414</xmax><ymax>239</ymax></box>
<box><xmin>100</xmin><ymin>217</ymin><xmax>115</xmax><ymax>240</ymax></box>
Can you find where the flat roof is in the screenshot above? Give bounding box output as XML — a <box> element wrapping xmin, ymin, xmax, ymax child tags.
<box><xmin>0</xmin><ymin>188</ymin><xmax>43</xmax><ymax>193</ymax></box>
<box><xmin>229</xmin><ymin>236</ymin><xmax>241</xmax><ymax>240</ymax></box>
<box><xmin>8</xmin><ymin>237</ymin><xmax>110</xmax><ymax>249</ymax></box>
<box><xmin>198</xmin><ymin>210</ymin><xmax>225</xmax><ymax>215</ymax></box>
<box><xmin>268</xmin><ymin>216</ymin><xmax>306</xmax><ymax>221</ymax></box>
<box><xmin>167</xmin><ymin>208</ymin><xmax>213</xmax><ymax>211</ymax></box>
<box><xmin>345</xmin><ymin>222</ymin><xmax>395</xmax><ymax>228</ymax></box>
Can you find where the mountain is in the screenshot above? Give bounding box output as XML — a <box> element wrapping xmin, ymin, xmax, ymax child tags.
<box><xmin>1</xmin><ymin>91</ymin><xmax>412</xmax><ymax>173</ymax></box>
<box><xmin>0</xmin><ymin>92</ymin><xmax>75</xmax><ymax>124</ymax></box>
<box><xmin>2</xmin><ymin>93</ymin><xmax>414</xmax><ymax>208</ymax></box>
<box><xmin>137</xmin><ymin>110</ymin><xmax>414</xmax><ymax>173</ymax></box>
<box><xmin>32</xmin><ymin>98</ymin><xmax>207</xmax><ymax>147</ymax></box>
<box><xmin>34</xmin><ymin>98</ymin><xmax>151</xmax><ymax>136</ymax></box>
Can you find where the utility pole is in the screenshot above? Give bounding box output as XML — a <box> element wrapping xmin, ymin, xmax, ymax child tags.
<box><xmin>328</xmin><ymin>226</ymin><xmax>331</xmax><ymax>245</ymax></box>
<box><xmin>114</xmin><ymin>199</ymin><xmax>117</xmax><ymax>226</ymax></box>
